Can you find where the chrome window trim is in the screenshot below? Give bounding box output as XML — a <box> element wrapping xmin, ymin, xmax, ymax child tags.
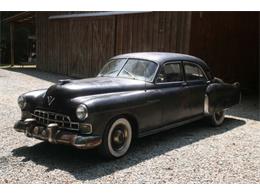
<box><xmin>155</xmin><ymin>61</ymin><xmax>184</xmax><ymax>84</ymax></box>
<box><xmin>183</xmin><ymin>61</ymin><xmax>209</xmax><ymax>81</ymax></box>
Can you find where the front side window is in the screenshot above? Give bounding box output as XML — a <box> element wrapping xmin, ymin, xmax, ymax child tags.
<box><xmin>184</xmin><ymin>63</ymin><xmax>206</xmax><ymax>81</ymax></box>
<box><xmin>156</xmin><ymin>63</ymin><xmax>183</xmax><ymax>83</ymax></box>
<box><xmin>98</xmin><ymin>58</ymin><xmax>158</xmax><ymax>82</ymax></box>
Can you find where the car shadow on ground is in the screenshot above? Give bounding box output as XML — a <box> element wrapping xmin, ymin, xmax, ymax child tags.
<box><xmin>12</xmin><ymin>116</ymin><xmax>245</xmax><ymax>182</ymax></box>
<box><xmin>2</xmin><ymin>67</ymin><xmax>72</xmax><ymax>83</ymax></box>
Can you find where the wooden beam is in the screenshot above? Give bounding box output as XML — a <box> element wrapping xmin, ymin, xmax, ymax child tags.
<box><xmin>2</xmin><ymin>12</ymin><xmax>32</xmax><ymax>23</ymax></box>
<box><xmin>49</xmin><ymin>11</ymin><xmax>152</xmax><ymax>20</ymax></box>
<box><xmin>10</xmin><ymin>22</ymin><xmax>14</xmax><ymax>66</ymax></box>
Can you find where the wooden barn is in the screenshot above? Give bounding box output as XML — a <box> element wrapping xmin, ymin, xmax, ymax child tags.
<box><xmin>3</xmin><ymin>11</ymin><xmax>259</xmax><ymax>91</ymax></box>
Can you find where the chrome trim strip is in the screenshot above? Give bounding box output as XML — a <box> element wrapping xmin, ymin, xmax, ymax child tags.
<box><xmin>183</xmin><ymin>61</ymin><xmax>209</xmax><ymax>81</ymax></box>
<box><xmin>155</xmin><ymin>61</ymin><xmax>183</xmax><ymax>84</ymax></box>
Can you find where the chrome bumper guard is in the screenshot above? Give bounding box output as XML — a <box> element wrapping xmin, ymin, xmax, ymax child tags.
<box><xmin>14</xmin><ymin>118</ymin><xmax>101</xmax><ymax>149</ymax></box>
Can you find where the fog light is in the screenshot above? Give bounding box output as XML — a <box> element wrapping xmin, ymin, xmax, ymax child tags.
<box><xmin>79</xmin><ymin>123</ymin><xmax>92</xmax><ymax>134</ymax></box>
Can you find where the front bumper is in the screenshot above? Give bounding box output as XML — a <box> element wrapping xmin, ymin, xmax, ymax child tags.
<box><xmin>14</xmin><ymin>119</ymin><xmax>102</xmax><ymax>149</ymax></box>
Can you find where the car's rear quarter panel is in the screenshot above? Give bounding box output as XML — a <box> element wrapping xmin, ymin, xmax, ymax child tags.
<box><xmin>206</xmin><ymin>82</ymin><xmax>241</xmax><ymax>113</ymax></box>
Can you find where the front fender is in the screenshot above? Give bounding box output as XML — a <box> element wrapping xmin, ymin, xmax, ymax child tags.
<box><xmin>21</xmin><ymin>89</ymin><xmax>47</xmax><ymax>111</ymax></box>
<box><xmin>71</xmin><ymin>90</ymin><xmax>149</xmax><ymax>135</ymax></box>
<box><xmin>72</xmin><ymin>90</ymin><xmax>146</xmax><ymax>113</ymax></box>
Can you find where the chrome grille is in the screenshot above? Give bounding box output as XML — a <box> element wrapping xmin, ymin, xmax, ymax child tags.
<box><xmin>31</xmin><ymin>109</ymin><xmax>79</xmax><ymax>131</ymax></box>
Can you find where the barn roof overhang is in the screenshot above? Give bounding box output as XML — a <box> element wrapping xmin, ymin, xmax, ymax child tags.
<box><xmin>48</xmin><ymin>11</ymin><xmax>152</xmax><ymax>20</ymax></box>
<box><xmin>1</xmin><ymin>11</ymin><xmax>34</xmax><ymax>24</ymax></box>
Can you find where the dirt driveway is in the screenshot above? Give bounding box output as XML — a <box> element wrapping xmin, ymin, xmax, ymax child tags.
<box><xmin>0</xmin><ymin>67</ymin><xmax>259</xmax><ymax>183</ymax></box>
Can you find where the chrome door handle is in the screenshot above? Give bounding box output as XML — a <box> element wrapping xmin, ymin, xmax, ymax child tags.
<box><xmin>182</xmin><ymin>82</ymin><xmax>188</xmax><ymax>87</ymax></box>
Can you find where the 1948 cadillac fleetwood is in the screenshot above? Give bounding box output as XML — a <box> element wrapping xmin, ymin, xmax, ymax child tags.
<box><xmin>14</xmin><ymin>52</ymin><xmax>241</xmax><ymax>159</ymax></box>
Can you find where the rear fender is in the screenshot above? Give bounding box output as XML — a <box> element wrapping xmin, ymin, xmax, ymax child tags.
<box><xmin>206</xmin><ymin>82</ymin><xmax>241</xmax><ymax>114</ymax></box>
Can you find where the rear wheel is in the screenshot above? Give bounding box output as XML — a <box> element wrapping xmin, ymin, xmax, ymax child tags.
<box><xmin>99</xmin><ymin>118</ymin><xmax>132</xmax><ymax>159</ymax></box>
<box><xmin>210</xmin><ymin>110</ymin><xmax>225</xmax><ymax>126</ymax></box>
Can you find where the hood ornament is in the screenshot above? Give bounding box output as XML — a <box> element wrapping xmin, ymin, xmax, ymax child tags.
<box><xmin>58</xmin><ymin>79</ymin><xmax>71</xmax><ymax>85</ymax></box>
<box><xmin>47</xmin><ymin>96</ymin><xmax>55</xmax><ymax>106</ymax></box>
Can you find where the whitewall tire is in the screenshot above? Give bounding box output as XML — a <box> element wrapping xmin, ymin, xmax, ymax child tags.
<box><xmin>210</xmin><ymin>110</ymin><xmax>225</xmax><ymax>126</ymax></box>
<box><xmin>99</xmin><ymin>118</ymin><xmax>132</xmax><ymax>159</ymax></box>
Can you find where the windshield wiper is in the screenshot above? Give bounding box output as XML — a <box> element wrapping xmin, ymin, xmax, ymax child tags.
<box><xmin>122</xmin><ymin>69</ymin><xmax>135</xmax><ymax>79</ymax></box>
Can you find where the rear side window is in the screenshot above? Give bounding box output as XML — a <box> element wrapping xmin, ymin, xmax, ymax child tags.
<box><xmin>157</xmin><ymin>63</ymin><xmax>183</xmax><ymax>83</ymax></box>
<box><xmin>184</xmin><ymin>63</ymin><xmax>206</xmax><ymax>81</ymax></box>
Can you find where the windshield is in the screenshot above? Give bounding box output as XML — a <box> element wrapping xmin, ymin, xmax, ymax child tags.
<box><xmin>98</xmin><ymin>58</ymin><xmax>158</xmax><ymax>82</ymax></box>
<box><xmin>98</xmin><ymin>59</ymin><xmax>127</xmax><ymax>77</ymax></box>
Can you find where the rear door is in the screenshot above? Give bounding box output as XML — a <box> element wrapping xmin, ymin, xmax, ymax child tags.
<box><xmin>155</xmin><ymin>62</ymin><xmax>189</xmax><ymax>125</ymax></box>
<box><xmin>183</xmin><ymin>61</ymin><xmax>208</xmax><ymax>117</ymax></box>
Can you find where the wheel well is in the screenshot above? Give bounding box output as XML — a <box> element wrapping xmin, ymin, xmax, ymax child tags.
<box><xmin>123</xmin><ymin>114</ymin><xmax>139</xmax><ymax>139</ymax></box>
<box><xmin>107</xmin><ymin>113</ymin><xmax>139</xmax><ymax>140</ymax></box>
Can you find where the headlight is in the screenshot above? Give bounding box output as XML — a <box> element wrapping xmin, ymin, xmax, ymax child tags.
<box><xmin>76</xmin><ymin>104</ymin><xmax>88</xmax><ymax>120</ymax></box>
<box><xmin>18</xmin><ymin>96</ymin><xmax>26</xmax><ymax>109</ymax></box>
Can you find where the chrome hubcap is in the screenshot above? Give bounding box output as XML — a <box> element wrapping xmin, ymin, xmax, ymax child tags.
<box><xmin>111</xmin><ymin>126</ymin><xmax>127</xmax><ymax>151</ymax></box>
<box><xmin>107</xmin><ymin>118</ymin><xmax>132</xmax><ymax>158</ymax></box>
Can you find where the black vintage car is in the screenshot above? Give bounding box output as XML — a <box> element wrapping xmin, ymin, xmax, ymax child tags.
<box><xmin>14</xmin><ymin>52</ymin><xmax>241</xmax><ymax>158</ymax></box>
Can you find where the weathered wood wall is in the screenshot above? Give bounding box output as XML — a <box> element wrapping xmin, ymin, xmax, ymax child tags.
<box><xmin>189</xmin><ymin>12</ymin><xmax>259</xmax><ymax>91</ymax></box>
<box><xmin>36</xmin><ymin>12</ymin><xmax>259</xmax><ymax>91</ymax></box>
<box><xmin>36</xmin><ymin>13</ymin><xmax>116</xmax><ymax>77</ymax></box>
<box><xmin>36</xmin><ymin>12</ymin><xmax>192</xmax><ymax>77</ymax></box>
<box><xmin>115</xmin><ymin>12</ymin><xmax>191</xmax><ymax>54</ymax></box>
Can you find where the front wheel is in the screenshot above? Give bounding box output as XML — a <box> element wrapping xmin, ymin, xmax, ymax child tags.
<box><xmin>99</xmin><ymin>118</ymin><xmax>132</xmax><ymax>159</ymax></box>
<box><xmin>210</xmin><ymin>110</ymin><xmax>225</xmax><ymax>126</ymax></box>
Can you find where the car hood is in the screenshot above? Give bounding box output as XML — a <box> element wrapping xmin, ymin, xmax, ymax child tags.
<box><xmin>45</xmin><ymin>77</ymin><xmax>145</xmax><ymax>100</ymax></box>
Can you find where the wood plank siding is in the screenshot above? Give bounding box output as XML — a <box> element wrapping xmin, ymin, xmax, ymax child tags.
<box><xmin>36</xmin><ymin>12</ymin><xmax>258</xmax><ymax>91</ymax></box>
<box><xmin>189</xmin><ymin>12</ymin><xmax>259</xmax><ymax>91</ymax></box>
<box><xmin>36</xmin><ymin>12</ymin><xmax>192</xmax><ymax>77</ymax></box>
<box><xmin>115</xmin><ymin>12</ymin><xmax>191</xmax><ymax>54</ymax></box>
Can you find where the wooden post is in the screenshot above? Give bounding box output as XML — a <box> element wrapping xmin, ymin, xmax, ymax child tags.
<box><xmin>10</xmin><ymin>22</ymin><xmax>14</xmax><ymax>66</ymax></box>
<box><xmin>0</xmin><ymin>12</ymin><xmax>2</xmax><ymax>64</ymax></box>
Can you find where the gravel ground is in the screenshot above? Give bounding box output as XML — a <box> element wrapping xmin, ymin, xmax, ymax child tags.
<box><xmin>0</xmin><ymin>67</ymin><xmax>259</xmax><ymax>184</ymax></box>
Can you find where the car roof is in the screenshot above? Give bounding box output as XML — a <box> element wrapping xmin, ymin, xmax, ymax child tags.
<box><xmin>111</xmin><ymin>52</ymin><xmax>209</xmax><ymax>69</ymax></box>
